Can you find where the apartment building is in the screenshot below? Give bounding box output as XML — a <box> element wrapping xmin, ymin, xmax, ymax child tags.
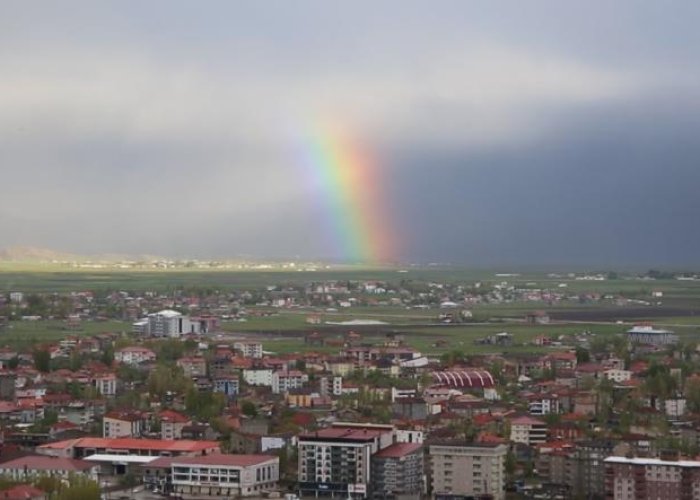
<box><xmin>509</xmin><ymin>416</ymin><xmax>547</xmax><ymax>445</ymax></box>
<box><xmin>103</xmin><ymin>410</ymin><xmax>145</xmax><ymax>438</ymax></box>
<box><xmin>234</xmin><ymin>342</ymin><xmax>264</xmax><ymax>359</ymax></box>
<box><xmin>115</xmin><ymin>346</ymin><xmax>157</xmax><ymax>365</ymax></box>
<box><xmin>605</xmin><ymin>456</ymin><xmax>700</xmax><ymax>500</ymax></box>
<box><xmin>427</xmin><ymin>441</ymin><xmax>507</xmax><ymax>500</ymax></box>
<box><xmin>371</xmin><ymin>442</ymin><xmax>423</xmax><ymax>499</ymax></box>
<box><xmin>272</xmin><ymin>370</ymin><xmax>309</xmax><ymax>394</ymax></box>
<box><xmin>140</xmin><ymin>310</ymin><xmax>202</xmax><ymax>338</ymax></box>
<box><xmin>298</xmin><ymin>423</ymin><xmax>395</xmax><ymax>498</ymax></box>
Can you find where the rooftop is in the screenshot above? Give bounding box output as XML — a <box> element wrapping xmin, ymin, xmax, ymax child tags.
<box><xmin>373</xmin><ymin>443</ymin><xmax>422</xmax><ymax>458</ymax></box>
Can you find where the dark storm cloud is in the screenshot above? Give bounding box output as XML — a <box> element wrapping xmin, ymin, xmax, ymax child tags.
<box><xmin>0</xmin><ymin>1</ymin><xmax>698</xmax><ymax>265</ymax></box>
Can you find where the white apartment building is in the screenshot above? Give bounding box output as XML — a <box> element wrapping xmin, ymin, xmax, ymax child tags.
<box><xmin>604</xmin><ymin>369</ymin><xmax>632</xmax><ymax>383</ymax></box>
<box><xmin>233</xmin><ymin>342</ymin><xmax>263</xmax><ymax>359</ymax></box>
<box><xmin>428</xmin><ymin>442</ymin><xmax>507</xmax><ymax>500</ymax></box>
<box><xmin>243</xmin><ymin>369</ymin><xmax>273</xmax><ymax>387</ymax></box>
<box><xmin>103</xmin><ymin>410</ymin><xmax>145</xmax><ymax>438</ymax></box>
<box><xmin>115</xmin><ymin>347</ymin><xmax>157</xmax><ymax>365</ymax></box>
<box><xmin>138</xmin><ymin>310</ymin><xmax>202</xmax><ymax>338</ymax></box>
<box><xmin>272</xmin><ymin>370</ymin><xmax>308</xmax><ymax>394</ymax></box>
<box><xmin>605</xmin><ymin>456</ymin><xmax>700</xmax><ymax>500</ymax></box>
<box><xmin>510</xmin><ymin>416</ymin><xmax>547</xmax><ymax>445</ymax></box>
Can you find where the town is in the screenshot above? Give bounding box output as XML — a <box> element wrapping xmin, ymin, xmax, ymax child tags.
<box><xmin>0</xmin><ymin>269</ymin><xmax>698</xmax><ymax>499</ymax></box>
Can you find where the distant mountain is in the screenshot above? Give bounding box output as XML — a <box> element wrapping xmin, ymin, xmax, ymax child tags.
<box><xmin>0</xmin><ymin>246</ymin><xmax>166</xmax><ymax>263</ymax></box>
<box><xmin>0</xmin><ymin>246</ymin><xmax>81</xmax><ymax>262</ymax></box>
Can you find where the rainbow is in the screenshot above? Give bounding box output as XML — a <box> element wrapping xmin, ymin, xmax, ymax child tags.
<box><xmin>302</xmin><ymin>127</ymin><xmax>395</xmax><ymax>263</ymax></box>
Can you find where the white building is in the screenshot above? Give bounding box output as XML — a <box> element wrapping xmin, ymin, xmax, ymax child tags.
<box><xmin>271</xmin><ymin>370</ymin><xmax>308</xmax><ymax>394</ymax></box>
<box><xmin>604</xmin><ymin>369</ymin><xmax>632</xmax><ymax>383</ymax></box>
<box><xmin>137</xmin><ymin>310</ymin><xmax>202</xmax><ymax>338</ymax></box>
<box><xmin>234</xmin><ymin>342</ymin><xmax>263</xmax><ymax>359</ymax></box>
<box><xmin>115</xmin><ymin>346</ymin><xmax>157</xmax><ymax>365</ymax></box>
<box><xmin>146</xmin><ymin>454</ymin><xmax>279</xmax><ymax>497</ymax></box>
<box><xmin>510</xmin><ymin>416</ymin><xmax>547</xmax><ymax>445</ymax></box>
<box><xmin>243</xmin><ymin>369</ymin><xmax>273</xmax><ymax>387</ymax></box>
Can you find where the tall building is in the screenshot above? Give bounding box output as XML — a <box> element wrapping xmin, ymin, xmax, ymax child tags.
<box><xmin>605</xmin><ymin>456</ymin><xmax>700</xmax><ymax>500</ymax></box>
<box><xmin>509</xmin><ymin>416</ymin><xmax>547</xmax><ymax>445</ymax></box>
<box><xmin>371</xmin><ymin>442</ymin><xmax>423</xmax><ymax>499</ymax></box>
<box><xmin>298</xmin><ymin>423</ymin><xmax>395</xmax><ymax>498</ymax></box>
<box><xmin>427</xmin><ymin>441</ymin><xmax>507</xmax><ymax>500</ymax></box>
<box><xmin>137</xmin><ymin>310</ymin><xmax>202</xmax><ymax>338</ymax></box>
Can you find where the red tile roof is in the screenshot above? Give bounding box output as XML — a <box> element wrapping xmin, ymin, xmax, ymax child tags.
<box><xmin>38</xmin><ymin>437</ymin><xmax>218</xmax><ymax>453</ymax></box>
<box><xmin>146</xmin><ymin>454</ymin><xmax>276</xmax><ymax>468</ymax></box>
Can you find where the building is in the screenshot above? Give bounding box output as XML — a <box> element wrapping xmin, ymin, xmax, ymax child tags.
<box><xmin>234</xmin><ymin>342</ymin><xmax>264</xmax><ymax>359</ymax></box>
<box><xmin>605</xmin><ymin>456</ymin><xmax>700</xmax><ymax>500</ymax></box>
<box><xmin>298</xmin><ymin>423</ymin><xmax>395</xmax><ymax>498</ymax></box>
<box><xmin>627</xmin><ymin>325</ymin><xmax>679</xmax><ymax>346</ymax></box>
<box><xmin>509</xmin><ymin>416</ymin><xmax>547</xmax><ymax>445</ymax></box>
<box><xmin>139</xmin><ymin>310</ymin><xmax>202</xmax><ymax>338</ymax></box>
<box><xmin>214</xmin><ymin>377</ymin><xmax>240</xmax><ymax>398</ymax></box>
<box><xmin>371</xmin><ymin>442</ymin><xmax>423</xmax><ymax>499</ymax></box>
<box><xmin>143</xmin><ymin>454</ymin><xmax>279</xmax><ymax>497</ymax></box>
<box><xmin>115</xmin><ymin>346</ymin><xmax>157</xmax><ymax>365</ymax></box>
<box><xmin>91</xmin><ymin>373</ymin><xmax>117</xmax><ymax>396</ymax></box>
<box><xmin>103</xmin><ymin>410</ymin><xmax>145</xmax><ymax>438</ymax></box>
<box><xmin>427</xmin><ymin>441</ymin><xmax>507</xmax><ymax>500</ymax></box>
<box><xmin>160</xmin><ymin>410</ymin><xmax>192</xmax><ymax>440</ymax></box>
<box><xmin>243</xmin><ymin>369</ymin><xmax>273</xmax><ymax>387</ymax></box>
<box><xmin>272</xmin><ymin>370</ymin><xmax>309</xmax><ymax>394</ymax></box>
<box><xmin>176</xmin><ymin>356</ymin><xmax>207</xmax><ymax>378</ymax></box>
<box><xmin>37</xmin><ymin>437</ymin><xmax>220</xmax><ymax>459</ymax></box>
<box><xmin>0</xmin><ymin>455</ymin><xmax>98</xmax><ymax>481</ymax></box>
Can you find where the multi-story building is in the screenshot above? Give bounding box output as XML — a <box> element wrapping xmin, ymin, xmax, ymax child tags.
<box><xmin>115</xmin><ymin>346</ymin><xmax>157</xmax><ymax>365</ymax></box>
<box><xmin>243</xmin><ymin>369</ymin><xmax>273</xmax><ymax>387</ymax></box>
<box><xmin>298</xmin><ymin>423</ymin><xmax>395</xmax><ymax>498</ymax></box>
<box><xmin>427</xmin><ymin>441</ymin><xmax>507</xmax><ymax>500</ymax></box>
<box><xmin>91</xmin><ymin>373</ymin><xmax>117</xmax><ymax>397</ymax></box>
<box><xmin>160</xmin><ymin>410</ymin><xmax>192</xmax><ymax>440</ymax></box>
<box><xmin>320</xmin><ymin>376</ymin><xmax>343</xmax><ymax>397</ymax></box>
<box><xmin>214</xmin><ymin>377</ymin><xmax>240</xmax><ymax>398</ymax></box>
<box><xmin>605</xmin><ymin>456</ymin><xmax>700</xmax><ymax>500</ymax></box>
<box><xmin>234</xmin><ymin>342</ymin><xmax>263</xmax><ymax>359</ymax></box>
<box><xmin>103</xmin><ymin>410</ymin><xmax>145</xmax><ymax>438</ymax></box>
<box><xmin>272</xmin><ymin>370</ymin><xmax>308</xmax><ymax>394</ymax></box>
<box><xmin>176</xmin><ymin>356</ymin><xmax>207</xmax><ymax>378</ymax></box>
<box><xmin>143</xmin><ymin>454</ymin><xmax>279</xmax><ymax>497</ymax></box>
<box><xmin>139</xmin><ymin>310</ymin><xmax>202</xmax><ymax>338</ymax></box>
<box><xmin>370</xmin><ymin>443</ymin><xmax>423</xmax><ymax>499</ymax></box>
<box><xmin>627</xmin><ymin>325</ymin><xmax>679</xmax><ymax>346</ymax></box>
<box><xmin>509</xmin><ymin>416</ymin><xmax>547</xmax><ymax>445</ymax></box>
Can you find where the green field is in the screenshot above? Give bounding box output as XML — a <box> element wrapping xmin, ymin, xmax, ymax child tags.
<box><xmin>1</xmin><ymin>265</ymin><xmax>699</xmax><ymax>356</ymax></box>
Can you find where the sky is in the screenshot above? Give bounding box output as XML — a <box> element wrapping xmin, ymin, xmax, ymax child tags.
<box><xmin>1</xmin><ymin>1</ymin><xmax>699</xmax><ymax>267</ymax></box>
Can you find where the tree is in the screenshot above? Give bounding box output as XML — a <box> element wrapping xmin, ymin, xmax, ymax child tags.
<box><xmin>33</xmin><ymin>348</ymin><xmax>51</xmax><ymax>373</ymax></box>
<box><xmin>101</xmin><ymin>345</ymin><xmax>114</xmax><ymax>366</ymax></box>
<box><xmin>575</xmin><ymin>347</ymin><xmax>590</xmax><ymax>364</ymax></box>
<box><xmin>240</xmin><ymin>400</ymin><xmax>258</xmax><ymax>418</ymax></box>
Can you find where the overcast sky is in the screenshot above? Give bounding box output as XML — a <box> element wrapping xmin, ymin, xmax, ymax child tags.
<box><xmin>1</xmin><ymin>1</ymin><xmax>699</xmax><ymax>266</ymax></box>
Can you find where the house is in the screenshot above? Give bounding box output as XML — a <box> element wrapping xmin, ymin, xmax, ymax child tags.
<box><xmin>176</xmin><ymin>357</ymin><xmax>207</xmax><ymax>378</ymax></box>
<box><xmin>115</xmin><ymin>347</ymin><xmax>157</xmax><ymax>365</ymax></box>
